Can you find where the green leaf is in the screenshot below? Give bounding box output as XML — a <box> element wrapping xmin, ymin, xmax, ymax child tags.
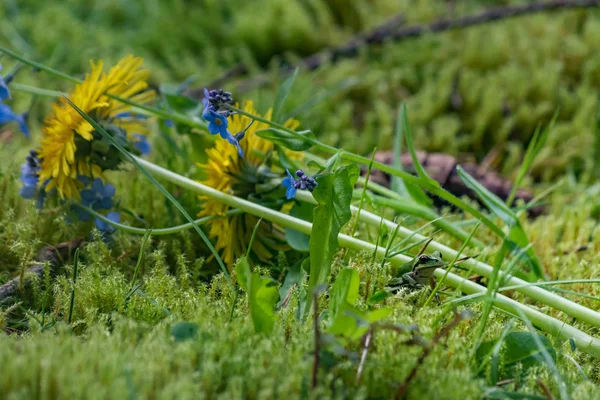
<box><xmin>272</xmin><ymin>68</ymin><xmax>299</xmax><ymax>123</ymax></box>
<box><xmin>306</xmin><ymin>164</ymin><xmax>360</xmax><ymax>307</ymax></box>
<box><xmin>477</xmin><ymin>331</ymin><xmax>557</xmax><ymax>380</ymax></box>
<box><xmin>457</xmin><ymin>166</ymin><xmax>544</xmax><ymax>280</ymax></box>
<box><xmin>329</xmin><ymin>268</ymin><xmax>360</xmax><ymax>321</ymax></box>
<box><xmin>278</xmin><ymin>259</ymin><xmax>304</xmax><ymax>309</ymax></box>
<box><xmin>285</xmin><ymin>201</ymin><xmax>314</xmax><ymax>251</ymax></box>
<box><xmin>170</xmin><ymin>322</ymin><xmax>200</xmax><ymax>343</ymax></box>
<box><xmin>248</xmin><ymin>273</ymin><xmax>280</xmax><ymax>334</ymax></box>
<box><xmin>160</xmin><ymin>83</ymin><xmax>201</xmax><ymax>115</ymax></box>
<box><xmin>236</xmin><ymin>256</ymin><xmax>280</xmax><ymax>334</ymax></box>
<box><xmin>367</xmin><ymin>290</ymin><xmax>391</xmax><ymax>304</ymax></box>
<box><xmin>255</xmin><ymin>128</ymin><xmax>316</xmax><ymax>151</ymax></box>
<box><xmin>235</xmin><ymin>256</ymin><xmax>252</xmax><ymax>292</ymax></box>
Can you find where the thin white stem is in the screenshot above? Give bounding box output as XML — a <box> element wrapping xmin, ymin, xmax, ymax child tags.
<box><xmin>294</xmin><ymin>191</ymin><xmax>600</xmax><ymax>328</ymax></box>
<box><xmin>134</xmin><ymin>157</ymin><xmax>412</xmax><ymax>267</ymax></box>
<box><xmin>436</xmin><ymin>269</ymin><xmax>600</xmax><ymax>358</ymax></box>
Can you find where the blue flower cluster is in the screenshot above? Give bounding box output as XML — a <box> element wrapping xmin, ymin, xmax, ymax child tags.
<box><xmin>133</xmin><ymin>133</ymin><xmax>152</xmax><ymax>156</ymax></box>
<box><xmin>19</xmin><ymin>149</ymin><xmax>46</xmax><ymax>209</ymax></box>
<box><xmin>76</xmin><ymin>178</ymin><xmax>120</xmax><ymax>235</ymax></box>
<box><xmin>0</xmin><ymin>65</ymin><xmax>29</xmax><ymax>137</ymax></box>
<box><xmin>282</xmin><ymin>169</ymin><xmax>318</xmax><ymax>199</ymax></box>
<box><xmin>202</xmin><ymin>88</ymin><xmax>243</xmax><ymax>157</ymax></box>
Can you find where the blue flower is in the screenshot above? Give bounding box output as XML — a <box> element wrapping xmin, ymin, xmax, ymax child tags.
<box><xmin>201</xmin><ymin>90</ymin><xmax>244</xmax><ymax>158</ymax></box>
<box><xmin>80</xmin><ymin>178</ymin><xmax>116</xmax><ymax>211</ymax></box>
<box><xmin>95</xmin><ymin>211</ymin><xmax>120</xmax><ymax>234</ymax></box>
<box><xmin>0</xmin><ymin>104</ymin><xmax>29</xmax><ymax>137</ymax></box>
<box><xmin>0</xmin><ymin>65</ymin><xmax>29</xmax><ymax>137</ymax></box>
<box><xmin>75</xmin><ymin>179</ymin><xmax>116</xmax><ymax>222</ymax></box>
<box><xmin>133</xmin><ymin>133</ymin><xmax>152</xmax><ymax>155</ymax></box>
<box><xmin>0</xmin><ymin>65</ymin><xmax>10</xmax><ymax>101</ymax></box>
<box><xmin>282</xmin><ymin>169</ymin><xmax>318</xmax><ymax>199</ymax></box>
<box><xmin>282</xmin><ymin>169</ymin><xmax>298</xmax><ymax>199</ymax></box>
<box><xmin>19</xmin><ymin>149</ymin><xmax>46</xmax><ymax>208</ymax></box>
<box><xmin>203</xmin><ymin>107</ymin><xmax>229</xmax><ymax>137</ymax></box>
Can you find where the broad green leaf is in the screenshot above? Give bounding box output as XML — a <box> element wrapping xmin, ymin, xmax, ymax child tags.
<box><xmin>307</xmin><ymin>160</ymin><xmax>326</xmax><ymax>172</ymax></box>
<box><xmin>236</xmin><ymin>256</ymin><xmax>280</xmax><ymax>334</ymax></box>
<box><xmin>249</xmin><ymin>273</ymin><xmax>280</xmax><ymax>334</ymax></box>
<box><xmin>328</xmin><ymin>268</ymin><xmax>392</xmax><ymax>341</ymax></box>
<box><xmin>328</xmin><ymin>306</ymin><xmax>392</xmax><ymax>342</ymax></box>
<box><xmin>457</xmin><ymin>166</ymin><xmax>544</xmax><ymax>280</ymax></box>
<box><xmin>170</xmin><ymin>322</ymin><xmax>200</xmax><ymax>343</ymax></box>
<box><xmin>272</xmin><ymin>68</ymin><xmax>299</xmax><ymax>122</ymax></box>
<box><xmin>235</xmin><ymin>256</ymin><xmax>252</xmax><ymax>292</ymax></box>
<box><xmin>329</xmin><ymin>268</ymin><xmax>360</xmax><ymax>321</ymax></box>
<box><xmin>306</xmin><ymin>164</ymin><xmax>360</xmax><ymax>305</ymax></box>
<box><xmin>477</xmin><ymin>331</ymin><xmax>556</xmax><ymax>380</ymax></box>
<box><xmin>255</xmin><ymin>128</ymin><xmax>316</xmax><ymax>151</ymax></box>
<box><xmin>367</xmin><ymin>290</ymin><xmax>391</xmax><ymax>304</ymax></box>
<box><xmin>277</xmin><ymin>259</ymin><xmax>304</xmax><ymax>309</ymax></box>
<box><xmin>285</xmin><ymin>201</ymin><xmax>314</xmax><ymax>251</ymax></box>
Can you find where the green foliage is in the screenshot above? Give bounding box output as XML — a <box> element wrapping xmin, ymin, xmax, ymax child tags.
<box><xmin>457</xmin><ymin>166</ymin><xmax>543</xmax><ymax>280</ymax></box>
<box><xmin>306</xmin><ymin>164</ymin><xmax>359</xmax><ymax>304</ymax></box>
<box><xmin>236</xmin><ymin>256</ymin><xmax>280</xmax><ymax>334</ymax></box>
<box><xmin>477</xmin><ymin>331</ymin><xmax>558</xmax><ymax>382</ymax></box>
<box><xmin>255</xmin><ymin>128</ymin><xmax>316</xmax><ymax>151</ymax></box>
<box><xmin>327</xmin><ymin>268</ymin><xmax>391</xmax><ymax>342</ymax></box>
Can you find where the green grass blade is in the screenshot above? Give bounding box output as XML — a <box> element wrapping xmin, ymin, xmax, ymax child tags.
<box><xmin>67</xmin><ymin>248</ymin><xmax>80</xmax><ymax>325</ymax></box>
<box><xmin>272</xmin><ymin>68</ymin><xmax>298</xmax><ymax>123</ymax></box>
<box><xmin>507</xmin><ymin>111</ymin><xmax>557</xmax><ymax>206</ymax></box>
<box><xmin>457</xmin><ymin>166</ymin><xmax>544</xmax><ymax>280</ymax></box>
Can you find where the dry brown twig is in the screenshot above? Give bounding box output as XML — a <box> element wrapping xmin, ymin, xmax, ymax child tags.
<box><xmin>394</xmin><ymin>310</ymin><xmax>473</xmax><ymax>399</ymax></box>
<box><xmin>0</xmin><ymin>239</ymin><xmax>84</xmax><ymax>303</ymax></box>
<box><xmin>187</xmin><ymin>0</ymin><xmax>600</xmax><ymax>96</ymax></box>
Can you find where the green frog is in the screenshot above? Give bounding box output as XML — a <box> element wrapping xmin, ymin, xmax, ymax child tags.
<box><xmin>387</xmin><ymin>251</ymin><xmax>445</xmax><ymax>292</ymax></box>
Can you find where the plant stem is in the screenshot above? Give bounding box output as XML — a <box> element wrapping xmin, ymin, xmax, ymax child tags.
<box><xmin>436</xmin><ymin>269</ymin><xmax>600</xmax><ymax>359</ymax></box>
<box><xmin>74</xmin><ymin>204</ymin><xmax>244</xmax><ymax>235</ymax></box>
<box><xmin>344</xmin><ymin>199</ymin><xmax>600</xmax><ymax>328</ymax></box>
<box><xmin>134</xmin><ymin>157</ymin><xmax>412</xmax><ymax>268</ymax></box>
<box><xmin>226</xmin><ymin>104</ymin><xmax>506</xmax><ymax>239</ymax></box>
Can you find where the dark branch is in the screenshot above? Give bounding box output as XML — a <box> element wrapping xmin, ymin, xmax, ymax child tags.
<box><xmin>0</xmin><ymin>239</ymin><xmax>84</xmax><ymax>303</ymax></box>
<box><xmin>187</xmin><ymin>0</ymin><xmax>599</xmax><ymax>97</ymax></box>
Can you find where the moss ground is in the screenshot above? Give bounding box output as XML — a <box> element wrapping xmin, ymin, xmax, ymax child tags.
<box><xmin>1</xmin><ymin>0</ymin><xmax>600</xmax><ymax>398</ymax></box>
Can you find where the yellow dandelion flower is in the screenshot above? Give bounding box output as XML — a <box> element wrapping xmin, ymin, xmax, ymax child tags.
<box><xmin>39</xmin><ymin>56</ymin><xmax>155</xmax><ymax>199</ymax></box>
<box><xmin>197</xmin><ymin>100</ymin><xmax>301</xmax><ymax>266</ymax></box>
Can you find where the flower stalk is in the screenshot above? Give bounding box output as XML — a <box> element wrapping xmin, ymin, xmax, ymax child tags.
<box><xmin>293</xmin><ymin>190</ymin><xmax>600</xmax><ymax>329</ymax></box>
<box><xmin>437</xmin><ymin>269</ymin><xmax>600</xmax><ymax>358</ymax></box>
<box><xmin>134</xmin><ymin>157</ymin><xmax>413</xmax><ymax>267</ymax></box>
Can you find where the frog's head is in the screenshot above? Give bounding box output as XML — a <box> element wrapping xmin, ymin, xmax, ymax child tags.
<box><xmin>414</xmin><ymin>252</ymin><xmax>444</xmax><ymax>270</ymax></box>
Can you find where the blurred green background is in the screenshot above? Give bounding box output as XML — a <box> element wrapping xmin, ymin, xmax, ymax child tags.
<box><xmin>2</xmin><ymin>0</ymin><xmax>599</xmax><ymax>180</ymax></box>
